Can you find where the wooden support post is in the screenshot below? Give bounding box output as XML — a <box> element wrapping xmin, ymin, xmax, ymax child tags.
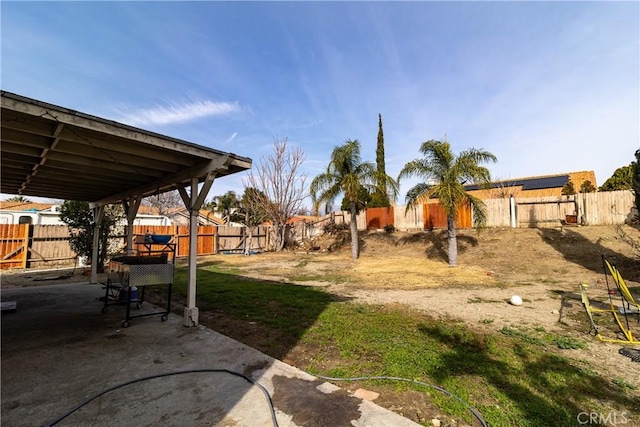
<box><xmin>90</xmin><ymin>205</ymin><xmax>105</xmax><ymax>284</ymax></box>
<box><xmin>178</xmin><ymin>172</ymin><xmax>216</xmax><ymax>327</ymax></box>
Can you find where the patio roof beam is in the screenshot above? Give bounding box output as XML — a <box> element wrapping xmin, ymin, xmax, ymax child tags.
<box><xmin>96</xmin><ymin>155</ymin><xmax>234</xmax><ymax>205</ymax></box>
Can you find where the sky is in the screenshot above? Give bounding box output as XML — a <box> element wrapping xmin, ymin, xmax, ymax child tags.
<box><xmin>2</xmin><ymin>1</ymin><xmax>639</xmax><ymax>208</ymax></box>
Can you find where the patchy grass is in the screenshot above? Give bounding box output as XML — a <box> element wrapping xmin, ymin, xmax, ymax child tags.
<box><xmin>499</xmin><ymin>325</ymin><xmax>588</xmax><ymax>350</ymax></box>
<box><xmin>288</xmin><ymin>273</ymin><xmax>351</xmax><ymax>284</ymax></box>
<box><xmin>154</xmin><ymin>265</ymin><xmax>639</xmax><ymax>427</ymax></box>
<box><xmin>613</xmin><ymin>377</ymin><xmax>638</xmax><ymax>392</ymax></box>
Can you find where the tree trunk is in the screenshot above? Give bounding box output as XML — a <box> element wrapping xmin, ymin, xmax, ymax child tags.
<box><xmin>350</xmin><ymin>201</ymin><xmax>359</xmax><ymax>261</ymax></box>
<box><xmin>447</xmin><ymin>215</ymin><xmax>457</xmax><ymax>267</ymax></box>
<box><xmin>245</xmin><ymin>227</ymin><xmax>253</xmax><ymax>255</ymax></box>
<box><xmin>273</xmin><ymin>223</ymin><xmax>287</xmax><ymax>251</ymax></box>
<box><xmin>98</xmin><ymin>228</ymin><xmax>108</xmax><ymax>273</ymax></box>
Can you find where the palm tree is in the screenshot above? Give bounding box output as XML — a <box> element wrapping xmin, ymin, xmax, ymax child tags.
<box><xmin>5</xmin><ymin>195</ymin><xmax>31</xmax><ymax>203</ymax></box>
<box><xmin>310</xmin><ymin>139</ymin><xmax>398</xmax><ymax>261</ymax></box>
<box><xmin>398</xmin><ymin>139</ymin><xmax>497</xmax><ymax>266</ymax></box>
<box><xmin>210</xmin><ymin>191</ymin><xmax>240</xmax><ymax>224</ymax></box>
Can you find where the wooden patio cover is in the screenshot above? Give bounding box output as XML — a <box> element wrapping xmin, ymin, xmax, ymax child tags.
<box><xmin>0</xmin><ymin>91</ymin><xmax>252</xmax><ymax>326</ymax></box>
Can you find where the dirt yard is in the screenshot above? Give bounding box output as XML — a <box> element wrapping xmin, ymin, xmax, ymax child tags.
<box><xmin>200</xmin><ymin>225</ymin><xmax>639</xmax><ymax>384</ymax></box>
<box><xmin>2</xmin><ymin>224</ymin><xmax>639</xmax><ymax>425</ymax></box>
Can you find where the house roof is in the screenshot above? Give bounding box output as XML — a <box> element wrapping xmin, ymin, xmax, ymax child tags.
<box><xmin>287</xmin><ymin>215</ymin><xmax>322</xmax><ymax>224</ymax></box>
<box><xmin>167</xmin><ymin>207</ymin><xmax>226</xmax><ymax>225</ymax></box>
<box><xmin>1</xmin><ymin>91</ymin><xmax>252</xmax><ymax>205</ymax></box>
<box><xmin>465</xmin><ymin>170</ymin><xmax>597</xmax><ymax>198</ymax></box>
<box><xmin>0</xmin><ymin>201</ymin><xmax>54</xmax><ymax>211</ymax></box>
<box><xmin>137</xmin><ymin>205</ymin><xmax>161</xmax><ymax>215</ymax></box>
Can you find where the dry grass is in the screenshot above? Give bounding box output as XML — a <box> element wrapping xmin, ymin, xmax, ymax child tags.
<box><xmin>197</xmin><ymin>225</ymin><xmax>640</xmax><ymax>293</ymax></box>
<box><xmin>351</xmin><ymin>256</ymin><xmax>493</xmax><ymax>289</ymax></box>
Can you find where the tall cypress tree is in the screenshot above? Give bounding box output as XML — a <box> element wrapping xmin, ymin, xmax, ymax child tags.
<box><xmin>634</xmin><ymin>149</ymin><xmax>640</xmax><ymax>218</ymax></box>
<box><xmin>371</xmin><ymin>113</ymin><xmax>390</xmax><ymax>207</ymax></box>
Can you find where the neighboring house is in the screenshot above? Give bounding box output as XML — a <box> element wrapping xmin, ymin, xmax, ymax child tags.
<box><xmin>166</xmin><ymin>208</ymin><xmax>226</xmax><ymax>226</ymax></box>
<box><xmin>0</xmin><ymin>201</ymin><xmax>172</xmax><ymax>226</ymax></box>
<box><xmin>287</xmin><ymin>215</ymin><xmax>323</xmax><ymax>225</ymax></box>
<box><xmin>464</xmin><ymin>170</ymin><xmax>597</xmax><ymax>199</ymax></box>
<box><xmin>0</xmin><ymin>202</ymin><xmax>63</xmax><ymax>225</ymax></box>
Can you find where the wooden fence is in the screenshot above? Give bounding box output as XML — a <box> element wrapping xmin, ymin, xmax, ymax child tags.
<box><xmin>132</xmin><ymin>225</ymin><xmax>273</xmax><ymax>255</ymax></box>
<box><xmin>423</xmin><ymin>200</ymin><xmax>472</xmax><ymax>229</ymax></box>
<box><xmin>579</xmin><ymin>190</ymin><xmax>635</xmax><ymax>225</ymax></box>
<box><xmin>29</xmin><ymin>225</ymin><xmax>78</xmax><ymax>269</ymax></box>
<box><xmin>0</xmin><ymin>224</ymin><xmax>29</xmax><ymax>269</ymax></box>
<box><xmin>1</xmin><ymin>190</ymin><xmax>633</xmax><ymax>270</ymax></box>
<box><xmin>483</xmin><ymin>198</ymin><xmax>511</xmax><ymax>228</ymax></box>
<box><xmin>472</xmin><ymin>190</ymin><xmax>635</xmax><ymax>228</ymax></box>
<box><xmin>350</xmin><ymin>190</ymin><xmax>635</xmax><ymax>231</ymax></box>
<box><xmin>394</xmin><ymin>205</ymin><xmax>423</xmax><ymax>231</ymax></box>
<box><xmin>0</xmin><ymin>224</ymin><xmax>275</xmax><ymax>270</ymax></box>
<box><xmin>366</xmin><ymin>207</ymin><xmax>394</xmax><ymax>230</ymax></box>
<box><xmin>515</xmin><ymin>198</ymin><xmax>578</xmax><ymax>227</ymax></box>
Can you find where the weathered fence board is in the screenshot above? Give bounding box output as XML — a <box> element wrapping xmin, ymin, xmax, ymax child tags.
<box><xmin>480</xmin><ymin>191</ymin><xmax>634</xmax><ymax>228</ymax></box>
<box><xmin>2</xmin><ymin>190</ymin><xmax>633</xmax><ymax>271</ymax></box>
<box><xmin>341</xmin><ymin>211</ymin><xmax>367</xmax><ymax>231</ymax></box>
<box><xmin>394</xmin><ymin>205</ymin><xmax>423</xmax><ymax>231</ymax></box>
<box><xmin>483</xmin><ymin>198</ymin><xmax>511</xmax><ymax>228</ymax></box>
<box><xmin>29</xmin><ymin>225</ymin><xmax>76</xmax><ymax>269</ymax></box>
<box><xmin>389</xmin><ymin>191</ymin><xmax>633</xmax><ymax>229</ymax></box>
<box><xmin>516</xmin><ymin>198</ymin><xmax>577</xmax><ymax>228</ymax></box>
<box><xmin>216</xmin><ymin>226</ymin><xmax>245</xmax><ymax>253</ymax></box>
<box><xmin>579</xmin><ymin>190</ymin><xmax>635</xmax><ymax>225</ymax></box>
<box><xmin>132</xmin><ymin>225</ymin><xmax>273</xmax><ymax>256</ymax></box>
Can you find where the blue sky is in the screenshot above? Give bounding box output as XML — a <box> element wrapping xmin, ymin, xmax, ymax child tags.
<box><xmin>2</xmin><ymin>1</ymin><xmax>638</xmax><ymax>207</ymax></box>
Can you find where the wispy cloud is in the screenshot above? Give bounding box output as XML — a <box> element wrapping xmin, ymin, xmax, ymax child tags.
<box><xmin>223</xmin><ymin>132</ymin><xmax>238</xmax><ymax>144</ymax></box>
<box><xmin>115</xmin><ymin>99</ymin><xmax>241</xmax><ymax>126</ymax></box>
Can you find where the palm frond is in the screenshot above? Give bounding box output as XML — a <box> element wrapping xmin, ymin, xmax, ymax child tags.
<box><xmin>405</xmin><ymin>182</ymin><xmax>433</xmax><ymax>211</ymax></box>
<box><xmin>401</xmin><ymin>139</ymin><xmax>497</xmax><ymax>220</ymax></box>
<box><xmin>398</xmin><ymin>158</ymin><xmax>434</xmax><ymax>181</ymax></box>
<box><xmin>457</xmin><ymin>148</ymin><xmax>496</xmax><ymax>184</ymax></box>
<box><xmin>467</xmin><ymin>194</ymin><xmax>488</xmax><ymax>229</ymax></box>
<box><xmin>459</xmin><ymin>148</ymin><xmax>498</xmax><ymax>165</ymax></box>
<box><xmin>420</xmin><ymin>140</ymin><xmax>454</xmax><ymax>172</ymax></box>
<box><xmin>312</xmin><ymin>138</ymin><xmax>399</xmax><ymax>214</ymax></box>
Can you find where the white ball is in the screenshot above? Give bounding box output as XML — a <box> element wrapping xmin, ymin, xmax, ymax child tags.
<box><xmin>510</xmin><ymin>295</ymin><xmax>523</xmax><ymax>306</ymax></box>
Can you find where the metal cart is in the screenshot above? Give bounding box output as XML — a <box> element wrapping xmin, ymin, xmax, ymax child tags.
<box><xmin>101</xmin><ymin>242</ymin><xmax>176</xmax><ymax>328</ymax></box>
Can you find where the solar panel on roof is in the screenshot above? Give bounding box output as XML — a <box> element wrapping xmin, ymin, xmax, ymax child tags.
<box><xmin>521</xmin><ymin>175</ymin><xmax>568</xmax><ymax>190</ymax></box>
<box><xmin>463</xmin><ymin>175</ymin><xmax>569</xmax><ymax>191</ymax></box>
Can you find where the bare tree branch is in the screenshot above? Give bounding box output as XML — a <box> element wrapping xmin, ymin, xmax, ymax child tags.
<box><xmin>142</xmin><ymin>190</ymin><xmax>182</xmax><ymax>216</ymax></box>
<box><xmin>243</xmin><ymin>137</ymin><xmax>307</xmax><ymax>251</ymax></box>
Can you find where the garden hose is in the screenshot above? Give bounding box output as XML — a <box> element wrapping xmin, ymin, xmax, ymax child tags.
<box><xmin>42</xmin><ymin>369</ymin><xmax>487</xmax><ymax>427</ymax></box>
<box><xmin>42</xmin><ymin>369</ymin><xmax>279</xmax><ymax>427</ymax></box>
<box><xmin>315</xmin><ymin>374</ymin><xmax>488</xmax><ymax>427</ymax></box>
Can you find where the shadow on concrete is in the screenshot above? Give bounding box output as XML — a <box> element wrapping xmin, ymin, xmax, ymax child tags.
<box><xmin>417</xmin><ymin>322</ymin><xmax>640</xmax><ymax>426</ymax></box>
<box><xmin>398</xmin><ymin>230</ymin><xmax>478</xmax><ymax>262</ymax></box>
<box><xmin>1</xmin><ymin>279</ymin><xmax>408</xmax><ymax>427</ymax></box>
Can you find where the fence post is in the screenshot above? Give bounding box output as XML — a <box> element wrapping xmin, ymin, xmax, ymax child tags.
<box><xmin>242</xmin><ymin>227</ymin><xmax>247</xmax><ymax>253</ymax></box>
<box><xmin>20</xmin><ymin>224</ymin><xmax>29</xmax><ymax>269</ymax></box>
<box><xmin>267</xmin><ymin>227</ymin><xmax>272</xmax><ymax>251</ymax></box>
<box><xmin>580</xmin><ymin>193</ymin><xmax>588</xmax><ymax>225</ymax></box>
<box><xmin>509</xmin><ymin>196</ymin><xmax>517</xmax><ymax>228</ymax></box>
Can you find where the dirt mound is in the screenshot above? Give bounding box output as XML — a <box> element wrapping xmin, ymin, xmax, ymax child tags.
<box><xmin>303</xmin><ymin>225</ymin><xmax>640</xmax><ymax>285</ymax></box>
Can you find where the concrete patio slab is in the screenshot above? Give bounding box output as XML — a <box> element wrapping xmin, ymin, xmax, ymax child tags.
<box><xmin>1</xmin><ymin>282</ymin><xmax>419</xmax><ymax>427</ymax></box>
